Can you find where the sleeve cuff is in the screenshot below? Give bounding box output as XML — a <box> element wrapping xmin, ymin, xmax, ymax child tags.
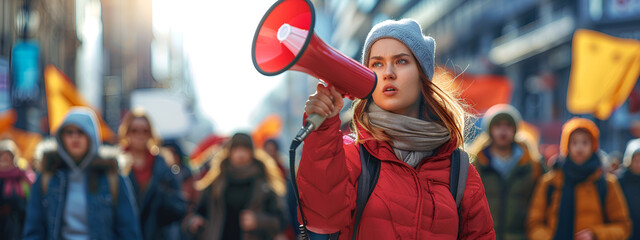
<box><xmin>302</xmin><ymin>113</ymin><xmax>341</xmax><ymax>131</ymax></box>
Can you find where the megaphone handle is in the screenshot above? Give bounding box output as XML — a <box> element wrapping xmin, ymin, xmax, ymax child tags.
<box><xmin>292</xmin><ymin>113</ymin><xmax>326</xmax><ymax>143</ymax></box>
<box><xmin>306</xmin><ymin>113</ymin><xmax>326</xmax><ymax>131</ymax></box>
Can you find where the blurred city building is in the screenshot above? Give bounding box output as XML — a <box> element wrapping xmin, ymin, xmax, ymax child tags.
<box><xmin>1</xmin><ymin>0</ymin><xmax>79</xmax><ymax>133</ymax></box>
<box><xmin>1</xmin><ymin>0</ymin><xmax>212</xmax><ymax>155</ymax></box>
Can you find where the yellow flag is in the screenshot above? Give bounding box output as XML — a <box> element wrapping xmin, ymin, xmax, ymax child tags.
<box><xmin>44</xmin><ymin>65</ymin><xmax>115</xmax><ymax>141</ymax></box>
<box><xmin>567</xmin><ymin>29</ymin><xmax>640</xmax><ymax>120</ymax></box>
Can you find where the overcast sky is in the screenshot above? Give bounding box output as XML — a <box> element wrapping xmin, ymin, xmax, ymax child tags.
<box><xmin>181</xmin><ymin>0</ymin><xmax>284</xmax><ymax>134</ymax></box>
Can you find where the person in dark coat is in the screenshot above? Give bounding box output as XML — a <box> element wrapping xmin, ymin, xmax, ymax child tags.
<box><xmin>118</xmin><ymin>108</ymin><xmax>187</xmax><ymax>240</ymax></box>
<box><xmin>0</xmin><ymin>139</ymin><xmax>33</xmax><ymax>240</ymax></box>
<box><xmin>469</xmin><ymin>104</ymin><xmax>545</xmax><ymax>240</ymax></box>
<box><xmin>185</xmin><ymin>133</ymin><xmax>287</xmax><ymax>240</ymax></box>
<box><xmin>163</xmin><ymin>139</ymin><xmax>198</xmax><ymax>240</ymax></box>
<box><xmin>620</xmin><ymin>138</ymin><xmax>640</xmax><ymax>240</ymax></box>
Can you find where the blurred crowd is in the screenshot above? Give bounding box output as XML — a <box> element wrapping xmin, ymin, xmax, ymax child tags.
<box><xmin>0</xmin><ymin>106</ymin><xmax>296</xmax><ymax>240</ymax></box>
<box><xmin>468</xmin><ymin>105</ymin><xmax>637</xmax><ymax>240</ymax></box>
<box><xmin>0</xmin><ymin>103</ymin><xmax>639</xmax><ymax>240</ymax></box>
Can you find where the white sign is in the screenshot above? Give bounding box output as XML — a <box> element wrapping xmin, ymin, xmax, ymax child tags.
<box><xmin>131</xmin><ymin>89</ymin><xmax>192</xmax><ymax>139</ymax></box>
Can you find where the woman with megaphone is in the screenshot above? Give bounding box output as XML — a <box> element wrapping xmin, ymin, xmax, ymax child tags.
<box><xmin>298</xmin><ymin>19</ymin><xmax>495</xmax><ymax>239</ymax></box>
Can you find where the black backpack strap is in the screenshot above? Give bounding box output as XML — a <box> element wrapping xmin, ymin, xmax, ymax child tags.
<box><xmin>450</xmin><ymin>149</ymin><xmax>469</xmax><ymax>239</ymax></box>
<box><xmin>450</xmin><ymin>150</ymin><xmax>460</xmax><ymax>199</ymax></box>
<box><xmin>328</xmin><ymin>232</ymin><xmax>340</xmax><ymax>240</ymax></box>
<box><xmin>596</xmin><ymin>175</ymin><xmax>608</xmax><ymax>223</ymax></box>
<box><xmin>349</xmin><ymin>144</ymin><xmax>381</xmax><ymax>240</ymax></box>
<box><xmin>450</xmin><ymin>149</ymin><xmax>469</xmax><ymax>208</ymax></box>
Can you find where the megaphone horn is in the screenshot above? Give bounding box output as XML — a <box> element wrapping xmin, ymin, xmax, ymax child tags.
<box><xmin>252</xmin><ymin>0</ymin><xmax>377</xmax><ymax>134</ymax></box>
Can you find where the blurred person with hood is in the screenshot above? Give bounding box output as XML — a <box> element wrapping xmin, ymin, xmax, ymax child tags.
<box><xmin>118</xmin><ymin>108</ymin><xmax>187</xmax><ymax>240</ymax></box>
<box><xmin>0</xmin><ymin>139</ymin><xmax>33</xmax><ymax>240</ymax></box>
<box><xmin>469</xmin><ymin>104</ymin><xmax>544</xmax><ymax>240</ymax></box>
<box><xmin>620</xmin><ymin>138</ymin><xmax>640</xmax><ymax>240</ymax></box>
<box><xmin>22</xmin><ymin>107</ymin><xmax>142</xmax><ymax>240</ymax></box>
<box><xmin>527</xmin><ymin>118</ymin><xmax>631</xmax><ymax>240</ymax></box>
<box><xmin>184</xmin><ymin>133</ymin><xmax>286</xmax><ymax>240</ymax></box>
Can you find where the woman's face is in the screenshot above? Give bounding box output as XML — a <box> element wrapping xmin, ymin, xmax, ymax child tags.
<box><xmin>568</xmin><ymin>130</ymin><xmax>593</xmax><ymax>165</ymax></box>
<box><xmin>368</xmin><ymin>38</ymin><xmax>423</xmax><ymax>118</ymax></box>
<box><xmin>264</xmin><ymin>142</ymin><xmax>278</xmax><ymax>160</ymax></box>
<box><xmin>490</xmin><ymin>119</ymin><xmax>516</xmax><ymax>148</ymax></box>
<box><xmin>0</xmin><ymin>151</ymin><xmax>14</xmax><ymax>170</ymax></box>
<box><xmin>127</xmin><ymin>118</ymin><xmax>151</xmax><ymax>151</ymax></box>
<box><xmin>61</xmin><ymin>125</ymin><xmax>90</xmax><ymax>160</ymax></box>
<box><xmin>229</xmin><ymin>146</ymin><xmax>252</xmax><ymax>167</ymax></box>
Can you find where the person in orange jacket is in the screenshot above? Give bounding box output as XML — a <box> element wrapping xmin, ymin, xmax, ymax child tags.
<box><xmin>527</xmin><ymin>117</ymin><xmax>631</xmax><ymax>240</ymax></box>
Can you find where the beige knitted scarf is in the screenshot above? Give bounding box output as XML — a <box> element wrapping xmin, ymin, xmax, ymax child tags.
<box><xmin>368</xmin><ymin>103</ymin><xmax>451</xmax><ymax>168</ymax></box>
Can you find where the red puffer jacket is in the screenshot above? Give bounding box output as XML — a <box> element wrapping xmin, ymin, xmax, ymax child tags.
<box><xmin>297</xmin><ymin>116</ymin><xmax>495</xmax><ymax>239</ymax></box>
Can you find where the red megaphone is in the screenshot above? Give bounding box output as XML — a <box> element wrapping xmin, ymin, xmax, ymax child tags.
<box><xmin>252</xmin><ymin>0</ymin><xmax>377</xmax><ymax>132</ymax></box>
<box><xmin>251</xmin><ymin>0</ymin><xmax>377</xmax><ymax>99</ymax></box>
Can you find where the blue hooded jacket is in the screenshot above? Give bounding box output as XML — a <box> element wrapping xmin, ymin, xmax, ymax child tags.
<box><xmin>23</xmin><ymin>107</ymin><xmax>142</xmax><ymax>240</ymax></box>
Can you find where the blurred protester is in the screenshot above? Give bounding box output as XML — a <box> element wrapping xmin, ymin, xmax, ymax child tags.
<box><xmin>31</xmin><ymin>138</ymin><xmax>57</xmax><ymax>173</ymax></box>
<box><xmin>298</xmin><ymin>19</ymin><xmax>494</xmax><ymax>239</ymax></box>
<box><xmin>263</xmin><ymin>138</ymin><xmax>297</xmax><ymax>240</ymax></box>
<box><xmin>0</xmin><ymin>139</ymin><xmax>33</xmax><ymax>240</ymax></box>
<box><xmin>118</xmin><ymin>108</ymin><xmax>187</xmax><ymax>240</ymax></box>
<box><xmin>470</xmin><ymin>104</ymin><xmax>544</xmax><ymax>240</ymax></box>
<box><xmin>23</xmin><ymin>107</ymin><xmax>141</xmax><ymax>239</ymax></box>
<box><xmin>185</xmin><ymin>133</ymin><xmax>286</xmax><ymax>240</ymax></box>
<box><xmin>163</xmin><ymin>139</ymin><xmax>196</xmax><ymax>207</ymax></box>
<box><xmin>263</xmin><ymin>138</ymin><xmax>287</xmax><ymax>179</ymax></box>
<box><xmin>620</xmin><ymin>139</ymin><xmax>640</xmax><ymax>240</ymax></box>
<box><xmin>163</xmin><ymin>139</ymin><xmax>198</xmax><ymax>240</ymax></box>
<box><xmin>527</xmin><ymin>118</ymin><xmax>631</xmax><ymax>240</ymax></box>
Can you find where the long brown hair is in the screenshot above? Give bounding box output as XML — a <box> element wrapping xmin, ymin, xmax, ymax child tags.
<box><xmin>118</xmin><ymin>107</ymin><xmax>162</xmax><ymax>153</ymax></box>
<box><xmin>351</xmin><ymin>66</ymin><xmax>470</xmax><ymax>148</ymax></box>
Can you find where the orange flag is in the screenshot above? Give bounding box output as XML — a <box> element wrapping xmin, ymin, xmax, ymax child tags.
<box><xmin>0</xmin><ymin>109</ymin><xmax>16</xmax><ymax>133</ymax></box>
<box><xmin>0</xmin><ymin>127</ymin><xmax>42</xmax><ymax>163</ymax></box>
<box><xmin>567</xmin><ymin>29</ymin><xmax>640</xmax><ymax>120</ymax></box>
<box><xmin>44</xmin><ymin>65</ymin><xmax>115</xmax><ymax>141</ymax></box>
<box><xmin>252</xmin><ymin>114</ymin><xmax>283</xmax><ymax>148</ymax></box>
<box><xmin>0</xmin><ymin>109</ymin><xmax>42</xmax><ymax>162</ymax></box>
<box><xmin>434</xmin><ymin>67</ymin><xmax>512</xmax><ymax>114</ymax></box>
